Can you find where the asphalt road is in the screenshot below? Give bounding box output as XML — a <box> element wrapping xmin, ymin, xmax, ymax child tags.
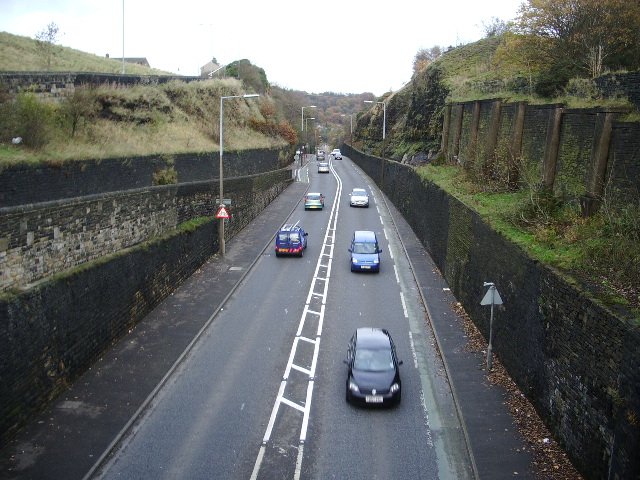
<box><xmin>92</xmin><ymin>157</ymin><xmax>472</xmax><ymax>479</ymax></box>
<box><xmin>1</xmin><ymin>154</ymin><xmax>537</xmax><ymax>480</ymax></box>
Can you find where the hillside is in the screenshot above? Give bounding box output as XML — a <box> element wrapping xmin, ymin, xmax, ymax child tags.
<box><xmin>355</xmin><ymin>36</ymin><xmax>637</xmax><ymax>163</ymax></box>
<box><xmin>0</xmin><ymin>31</ymin><xmax>171</xmax><ymax>75</ymax></box>
<box><xmin>0</xmin><ymin>31</ymin><xmax>373</xmax><ymax>164</ymax></box>
<box><xmin>351</xmin><ymin>36</ymin><xmax>640</xmax><ymax>316</ymax></box>
<box><xmin>2</xmin><ymin>30</ymin><xmax>637</xmax><ymax>314</ymax></box>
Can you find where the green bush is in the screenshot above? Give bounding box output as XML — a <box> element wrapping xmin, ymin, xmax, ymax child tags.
<box><xmin>153</xmin><ymin>166</ymin><xmax>178</xmax><ymax>185</ymax></box>
<box><xmin>59</xmin><ymin>87</ymin><xmax>100</xmax><ymax>137</ymax></box>
<box><xmin>1</xmin><ymin>91</ymin><xmax>55</xmax><ymax>148</ymax></box>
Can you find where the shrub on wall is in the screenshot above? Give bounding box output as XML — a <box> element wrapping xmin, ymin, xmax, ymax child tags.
<box><xmin>2</xmin><ymin>91</ymin><xmax>55</xmax><ymax>148</ymax></box>
<box><xmin>153</xmin><ymin>166</ymin><xmax>178</xmax><ymax>185</ymax></box>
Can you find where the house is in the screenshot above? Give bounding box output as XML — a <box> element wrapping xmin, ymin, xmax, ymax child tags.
<box><xmin>200</xmin><ymin>58</ymin><xmax>225</xmax><ymax>77</ymax></box>
<box><xmin>111</xmin><ymin>56</ymin><xmax>151</xmax><ymax>68</ymax></box>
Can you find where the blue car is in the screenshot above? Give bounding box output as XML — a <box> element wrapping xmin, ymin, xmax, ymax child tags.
<box><xmin>275</xmin><ymin>222</ymin><xmax>308</xmax><ymax>257</ymax></box>
<box><xmin>348</xmin><ymin>230</ymin><xmax>382</xmax><ymax>272</ymax></box>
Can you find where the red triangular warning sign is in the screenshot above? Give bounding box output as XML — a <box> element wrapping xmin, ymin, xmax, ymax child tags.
<box><xmin>216</xmin><ymin>206</ymin><xmax>230</xmax><ymax>218</ymax></box>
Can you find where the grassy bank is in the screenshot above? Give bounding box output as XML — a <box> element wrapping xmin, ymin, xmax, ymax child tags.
<box><xmin>418</xmin><ymin>163</ymin><xmax>640</xmax><ymax>319</ymax></box>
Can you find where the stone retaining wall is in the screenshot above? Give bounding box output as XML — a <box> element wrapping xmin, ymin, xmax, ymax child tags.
<box><xmin>0</xmin><ymin>169</ymin><xmax>292</xmax><ymax>445</ymax></box>
<box><xmin>343</xmin><ymin>143</ymin><xmax>639</xmax><ymax>480</ymax></box>
<box><xmin>0</xmin><ymin>72</ymin><xmax>201</xmax><ymax>100</ymax></box>
<box><xmin>0</xmin><ymin>148</ymin><xmax>288</xmax><ymax>208</ymax></box>
<box><xmin>442</xmin><ymin>100</ymin><xmax>640</xmax><ymax>213</ymax></box>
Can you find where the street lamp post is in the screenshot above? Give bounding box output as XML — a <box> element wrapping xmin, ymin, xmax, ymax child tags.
<box><xmin>199</xmin><ymin>23</ymin><xmax>214</xmax><ymax>65</ymax></box>
<box><xmin>219</xmin><ymin>93</ymin><xmax>260</xmax><ymax>255</ymax></box>
<box><xmin>363</xmin><ymin>100</ymin><xmax>386</xmax><ymax>142</ymax></box>
<box><xmin>305</xmin><ymin>117</ymin><xmax>315</xmax><ymax>152</ymax></box>
<box><xmin>364</xmin><ymin>100</ymin><xmax>387</xmax><ymax>185</ymax></box>
<box><xmin>301</xmin><ymin>105</ymin><xmax>316</xmax><ymax>131</ymax></box>
<box><xmin>122</xmin><ymin>0</ymin><xmax>125</xmax><ymax>74</ymax></box>
<box><xmin>341</xmin><ymin>114</ymin><xmax>353</xmax><ymax>145</ymax></box>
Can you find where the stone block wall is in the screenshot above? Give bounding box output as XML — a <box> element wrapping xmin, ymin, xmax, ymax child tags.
<box><xmin>595</xmin><ymin>71</ymin><xmax>640</xmax><ymax>110</ymax></box>
<box><xmin>0</xmin><ymin>146</ymin><xmax>292</xmax><ymax>292</ymax></box>
<box><xmin>0</xmin><ymin>148</ymin><xmax>288</xmax><ymax>208</ymax></box>
<box><xmin>606</xmin><ymin>122</ymin><xmax>640</xmax><ymax>204</ymax></box>
<box><xmin>0</xmin><ymin>168</ymin><xmax>292</xmax><ymax>446</ymax></box>
<box><xmin>442</xmin><ymin>100</ymin><xmax>640</xmax><ymax>212</ymax></box>
<box><xmin>0</xmin><ymin>72</ymin><xmax>202</xmax><ymax>100</ymax></box>
<box><xmin>0</xmin><ymin>168</ymin><xmax>291</xmax><ymax>293</ymax></box>
<box><xmin>343</xmin><ymin>143</ymin><xmax>640</xmax><ymax>480</ymax></box>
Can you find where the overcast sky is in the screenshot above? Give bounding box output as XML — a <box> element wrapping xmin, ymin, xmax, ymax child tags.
<box><xmin>1</xmin><ymin>0</ymin><xmax>524</xmax><ymax>96</ymax></box>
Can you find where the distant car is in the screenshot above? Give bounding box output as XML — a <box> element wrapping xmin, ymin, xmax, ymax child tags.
<box><xmin>317</xmin><ymin>152</ymin><xmax>325</xmax><ymax>161</ymax></box>
<box><xmin>348</xmin><ymin>230</ymin><xmax>382</xmax><ymax>272</ymax></box>
<box><xmin>318</xmin><ymin>162</ymin><xmax>330</xmax><ymax>173</ymax></box>
<box><xmin>344</xmin><ymin>328</ymin><xmax>403</xmax><ymax>406</ymax></box>
<box><xmin>275</xmin><ymin>223</ymin><xmax>308</xmax><ymax>257</ymax></box>
<box><xmin>331</xmin><ymin>149</ymin><xmax>342</xmax><ymax>160</ymax></box>
<box><xmin>304</xmin><ymin>192</ymin><xmax>325</xmax><ymax>210</ymax></box>
<box><xmin>349</xmin><ymin>188</ymin><xmax>369</xmax><ymax>207</ymax></box>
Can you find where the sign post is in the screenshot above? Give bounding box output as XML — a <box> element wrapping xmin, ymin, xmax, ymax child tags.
<box><xmin>481</xmin><ymin>282</ymin><xmax>503</xmax><ymax>371</ymax></box>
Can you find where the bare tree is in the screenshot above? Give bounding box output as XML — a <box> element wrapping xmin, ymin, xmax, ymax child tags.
<box><xmin>60</xmin><ymin>87</ymin><xmax>100</xmax><ymax>137</ymax></box>
<box><xmin>35</xmin><ymin>22</ymin><xmax>62</xmax><ymax>70</ymax></box>
<box><xmin>481</xmin><ymin>17</ymin><xmax>511</xmax><ymax>37</ymax></box>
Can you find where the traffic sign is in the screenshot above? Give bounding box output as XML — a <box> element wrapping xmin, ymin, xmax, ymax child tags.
<box><xmin>216</xmin><ymin>206</ymin><xmax>230</xmax><ymax>218</ymax></box>
<box><xmin>481</xmin><ymin>286</ymin><xmax>503</xmax><ymax>305</ymax></box>
<box><xmin>215</xmin><ymin>198</ymin><xmax>232</xmax><ymax>205</ymax></box>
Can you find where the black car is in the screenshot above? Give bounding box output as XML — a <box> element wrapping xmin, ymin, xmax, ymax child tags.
<box><xmin>344</xmin><ymin>328</ymin><xmax>402</xmax><ymax>406</ymax></box>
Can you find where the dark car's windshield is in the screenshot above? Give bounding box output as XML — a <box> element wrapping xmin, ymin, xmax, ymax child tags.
<box><xmin>354</xmin><ymin>348</ymin><xmax>394</xmax><ymax>371</ymax></box>
<box><xmin>352</xmin><ymin>242</ymin><xmax>377</xmax><ymax>254</ymax></box>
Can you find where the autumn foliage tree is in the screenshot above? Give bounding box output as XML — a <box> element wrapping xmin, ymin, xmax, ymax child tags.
<box><xmin>249</xmin><ymin>101</ymin><xmax>297</xmax><ymax>145</ymax></box>
<box><xmin>505</xmin><ymin>0</ymin><xmax>640</xmax><ymax>90</ymax></box>
<box><xmin>412</xmin><ymin>46</ymin><xmax>443</xmax><ymax>74</ymax></box>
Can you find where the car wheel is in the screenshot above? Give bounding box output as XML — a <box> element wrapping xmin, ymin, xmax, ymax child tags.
<box><xmin>299</xmin><ymin>248</ymin><xmax>304</xmax><ymax>257</ymax></box>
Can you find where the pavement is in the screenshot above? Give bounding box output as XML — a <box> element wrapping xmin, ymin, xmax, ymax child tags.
<box><xmin>0</xmin><ymin>171</ymin><xmax>537</xmax><ymax>480</ymax></box>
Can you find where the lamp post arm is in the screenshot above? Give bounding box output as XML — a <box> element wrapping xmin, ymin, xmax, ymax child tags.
<box><xmin>382</xmin><ymin>103</ymin><xmax>386</xmax><ymax>140</ymax></box>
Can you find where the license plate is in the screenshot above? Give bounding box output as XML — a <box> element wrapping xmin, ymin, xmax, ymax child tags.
<box><xmin>361</xmin><ymin>265</ymin><xmax>371</xmax><ymax>269</ymax></box>
<box><xmin>366</xmin><ymin>395</ymin><xmax>383</xmax><ymax>403</ymax></box>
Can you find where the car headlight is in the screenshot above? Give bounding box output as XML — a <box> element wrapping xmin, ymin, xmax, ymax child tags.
<box><xmin>373</xmin><ymin>258</ymin><xmax>379</xmax><ymax>264</ymax></box>
<box><xmin>352</xmin><ymin>258</ymin><xmax>358</xmax><ymax>263</ymax></box>
<box><xmin>390</xmin><ymin>383</ymin><xmax>400</xmax><ymax>393</ymax></box>
<box><xmin>349</xmin><ymin>381</ymin><xmax>360</xmax><ymax>392</ymax></box>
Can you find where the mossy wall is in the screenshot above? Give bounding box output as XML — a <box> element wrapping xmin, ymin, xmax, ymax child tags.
<box><xmin>343</xmin><ymin>143</ymin><xmax>639</xmax><ymax>480</ymax></box>
<box><xmin>443</xmin><ymin>100</ymin><xmax>640</xmax><ymax>209</ymax></box>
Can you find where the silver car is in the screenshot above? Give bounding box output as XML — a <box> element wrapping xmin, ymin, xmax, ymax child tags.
<box><xmin>349</xmin><ymin>188</ymin><xmax>369</xmax><ymax>207</ymax></box>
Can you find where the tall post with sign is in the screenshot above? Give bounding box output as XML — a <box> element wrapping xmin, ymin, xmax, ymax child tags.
<box><xmin>481</xmin><ymin>282</ymin><xmax>503</xmax><ymax>371</ymax></box>
<box><xmin>218</xmin><ymin>93</ymin><xmax>259</xmax><ymax>256</ymax></box>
